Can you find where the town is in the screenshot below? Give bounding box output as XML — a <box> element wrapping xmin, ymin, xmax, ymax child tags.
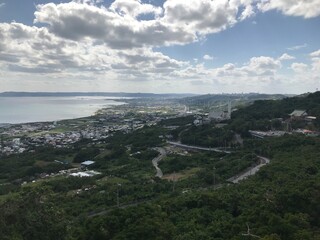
<box><xmin>0</xmin><ymin>101</ymin><xmax>186</xmax><ymax>155</ymax></box>
<box><xmin>1</xmin><ymin>97</ymin><xmax>318</xmax><ymax>156</ymax></box>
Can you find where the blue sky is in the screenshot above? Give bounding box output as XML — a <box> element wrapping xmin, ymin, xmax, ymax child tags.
<box><xmin>0</xmin><ymin>0</ymin><xmax>319</xmax><ymax>94</ymax></box>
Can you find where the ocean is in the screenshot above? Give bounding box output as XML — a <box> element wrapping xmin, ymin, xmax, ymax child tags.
<box><xmin>0</xmin><ymin>96</ymin><xmax>125</xmax><ymax>124</ymax></box>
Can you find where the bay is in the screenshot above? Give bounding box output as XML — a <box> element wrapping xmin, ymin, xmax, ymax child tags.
<box><xmin>0</xmin><ymin>96</ymin><xmax>125</xmax><ymax>124</ymax></box>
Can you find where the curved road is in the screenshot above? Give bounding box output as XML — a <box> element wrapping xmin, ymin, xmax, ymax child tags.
<box><xmin>152</xmin><ymin>147</ymin><xmax>166</xmax><ymax>178</ymax></box>
<box><xmin>227</xmin><ymin>155</ymin><xmax>270</xmax><ymax>184</ymax></box>
<box><xmin>167</xmin><ymin>141</ymin><xmax>269</xmax><ymax>184</ymax></box>
<box><xmin>88</xmin><ymin>153</ymin><xmax>270</xmax><ymax>218</ymax></box>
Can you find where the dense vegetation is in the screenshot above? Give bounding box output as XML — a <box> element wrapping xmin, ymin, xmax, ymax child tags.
<box><xmin>230</xmin><ymin>91</ymin><xmax>320</xmax><ymax>135</ymax></box>
<box><xmin>1</xmin><ymin>135</ymin><xmax>318</xmax><ymax>239</ymax></box>
<box><xmin>180</xmin><ymin>124</ymin><xmax>234</xmax><ymax>147</ymax></box>
<box><xmin>0</xmin><ymin>92</ymin><xmax>320</xmax><ymax>239</ymax></box>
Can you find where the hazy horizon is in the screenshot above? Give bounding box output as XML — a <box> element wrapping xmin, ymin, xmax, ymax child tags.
<box><xmin>0</xmin><ymin>89</ymin><xmax>300</xmax><ymax>96</ymax></box>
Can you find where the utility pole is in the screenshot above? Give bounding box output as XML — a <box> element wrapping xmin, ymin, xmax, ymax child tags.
<box><xmin>172</xmin><ymin>171</ymin><xmax>176</xmax><ymax>192</ymax></box>
<box><xmin>117</xmin><ymin>183</ymin><xmax>121</xmax><ymax>207</ymax></box>
<box><xmin>213</xmin><ymin>166</ymin><xmax>216</xmax><ymax>189</ymax></box>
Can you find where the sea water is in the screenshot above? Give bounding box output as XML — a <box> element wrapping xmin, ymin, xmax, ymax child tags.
<box><xmin>0</xmin><ymin>96</ymin><xmax>125</xmax><ymax>124</ymax></box>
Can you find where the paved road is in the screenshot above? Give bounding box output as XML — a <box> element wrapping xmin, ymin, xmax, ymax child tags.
<box><xmin>152</xmin><ymin>147</ymin><xmax>166</xmax><ymax>178</ymax></box>
<box><xmin>167</xmin><ymin>141</ymin><xmax>232</xmax><ymax>154</ymax></box>
<box><xmin>87</xmin><ymin>147</ymin><xmax>270</xmax><ymax>218</ymax></box>
<box><xmin>87</xmin><ymin>199</ymin><xmax>152</xmax><ymax>218</ymax></box>
<box><xmin>227</xmin><ymin>155</ymin><xmax>270</xmax><ymax>184</ymax></box>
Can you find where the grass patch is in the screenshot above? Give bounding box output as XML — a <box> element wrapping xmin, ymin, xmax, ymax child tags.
<box><xmin>163</xmin><ymin>167</ymin><xmax>201</xmax><ymax>181</ymax></box>
<box><xmin>97</xmin><ymin>176</ymin><xmax>130</xmax><ymax>185</ymax></box>
<box><xmin>95</xmin><ymin>149</ymin><xmax>112</xmax><ymax>159</ymax></box>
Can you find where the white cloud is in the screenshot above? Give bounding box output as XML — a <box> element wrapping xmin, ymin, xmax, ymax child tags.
<box><xmin>258</xmin><ymin>0</ymin><xmax>320</xmax><ymax>18</ymax></box>
<box><xmin>291</xmin><ymin>62</ymin><xmax>308</xmax><ymax>73</ymax></box>
<box><xmin>34</xmin><ymin>2</ymin><xmax>196</xmax><ymax>49</ymax></box>
<box><xmin>287</xmin><ymin>43</ymin><xmax>307</xmax><ymax>51</ymax></box>
<box><xmin>0</xmin><ymin>3</ymin><xmax>5</xmax><ymax>8</ymax></box>
<box><xmin>163</xmin><ymin>0</ymin><xmax>238</xmax><ymax>35</ymax></box>
<box><xmin>33</xmin><ymin>0</ymin><xmax>258</xmax><ymax>49</ymax></box>
<box><xmin>110</xmin><ymin>0</ymin><xmax>163</xmax><ymax>18</ymax></box>
<box><xmin>31</xmin><ymin>1</ymin><xmax>316</xmax><ymax>52</ymax></box>
<box><xmin>171</xmin><ymin>56</ymin><xmax>282</xmax><ymax>91</ymax></box>
<box><xmin>203</xmin><ymin>54</ymin><xmax>214</xmax><ymax>60</ymax></box>
<box><xmin>73</xmin><ymin>0</ymin><xmax>104</xmax><ymax>5</ymax></box>
<box><xmin>242</xmin><ymin>56</ymin><xmax>281</xmax><ymax>76</ymax></box>
<box><xmin>239</xmin><ymin>4</ymin><xmax>255</xmax><ymax>21</ymax></box>
<box><xmin>1</xmin><ymin>0</ymin><xmax>319</xmax><ymax>94</ymax></box>
<box><xmin>0</xmin><ymin>21</ymin><xmax>188</xmax><ymax>83</ymax></box>
<box><xmin>310</xmin><ymin>49</ymin><xmax>320</xmax><ymax>58</ymax></box>
<box><xmin>311</xmin><ymin>58</ymin><xmax>320</xmax><ymax>72</ymax></box>
<box><xmin>279</xmin><ymin>53</ymin><xmax>295</xmax><ymax>61</ymax></box>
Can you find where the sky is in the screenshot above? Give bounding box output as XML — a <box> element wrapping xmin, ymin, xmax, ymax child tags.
<box><xmin>0</xmin><ymin>0</ymin><xmax>319</xmax><ymax>94</ymax></box>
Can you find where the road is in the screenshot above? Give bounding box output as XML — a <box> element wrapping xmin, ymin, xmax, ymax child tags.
<box><xmin>152</xmin><ymin>147</ymin><xmax>166</xmax><ymax>178</ymax></box>
<box><xmin>87</xmin><ymin>199</ymin><xmax>152</xmax><ymax>218</ymax></box>
<box><xmin>167</xmin><ymin>141</ymin><xmax>232</xmax><ymax>154</ymax></box>
<box><xmin>87</xmin><ymin>154</ymin><xmax>271</xmax><ymax>218</ymax></box>
<box><xmin>227</xmin><ymin>155</ymin><xmax>270</xmax><ymax>184</ymax></box>
<box><xmin>167</xmin><ymin>140</ymin><xmax>270</xmax><ymax>184</ymax></box>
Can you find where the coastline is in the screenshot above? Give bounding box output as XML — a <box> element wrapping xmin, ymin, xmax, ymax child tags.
<box><xmin>0</xmin><ymin>96</ymin><xmax>126</xmax><ymax>126</ymax></box>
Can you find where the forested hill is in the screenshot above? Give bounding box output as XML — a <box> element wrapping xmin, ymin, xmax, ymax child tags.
<box><xmin>225</xmin><ymin>91</ymin><xmax>320</xmax><ymax>136</ymax></box>
<box><xmin>80</xmin><ymin>136</ymin><xmax>320</xmax><ymax>240</ymax></box>
<box><xmin>232</xmin><ymin>91</ymin><xmax>320</xmax><ymax>121</ymax></box>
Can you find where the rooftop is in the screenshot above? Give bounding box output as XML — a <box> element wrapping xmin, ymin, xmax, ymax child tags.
<box><xmin>81</xmin><ymin>160</ymin><xmax>95</xmax><ymax>166</ymax></box>
<box><xmin>289</xmin><ymin>110</ymin><xmax>307</xmax><ymax>117</ymax></box>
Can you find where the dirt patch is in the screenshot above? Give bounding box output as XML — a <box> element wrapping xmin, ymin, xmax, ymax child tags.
<box><xmin>162</xmin><ymin>172</ymin><xmax>184</xmax><ymax>181</ymax></box>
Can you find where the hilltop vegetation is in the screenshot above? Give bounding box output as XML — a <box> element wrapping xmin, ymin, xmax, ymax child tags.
<box><xmin>178</xmin><ymin>92</ymin><xmax>320</xmax><ymax>145</ymax></box>
<box><xmin>230</xmin><ymin>91</ymin><xmax>320</xmax><ymax>133</ymax></box>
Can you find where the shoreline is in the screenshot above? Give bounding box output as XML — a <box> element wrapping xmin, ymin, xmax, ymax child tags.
<box><xmin>0</xmin><ymin>97</ymin><xmax>127</xmax><ymax>126</ymax></box>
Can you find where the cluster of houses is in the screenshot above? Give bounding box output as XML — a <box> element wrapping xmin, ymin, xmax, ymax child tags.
<box><xmin>21</xmin><ymin>160</ymin><xmax>99</xmax><ymax>185</ymax></box>
<box><xmin>0</xmin><ymin>104</ymin><xmax>183</xmax><ymax>156</ymax></box>
<box><xmin>193</xmin><ymin>101</ymin><xmax>232</xmax><ymax>126</ymax></box>
<box><xmin>0</xmin><ymin>138</ymin><xmax>27</xmax><ymax>155</ymax></box>
<box><xmin>0</xmin><ymin>129</ymin><xmax>109</xmax><ymax>156</ymax></box>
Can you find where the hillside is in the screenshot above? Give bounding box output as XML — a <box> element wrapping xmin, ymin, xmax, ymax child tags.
<box><xmin>0</xmin><ymin>92</ymin><xmax>319</xmax><ymax>239</ymax></box>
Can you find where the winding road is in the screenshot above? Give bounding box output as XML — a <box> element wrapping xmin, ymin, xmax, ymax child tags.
<box><xmin>227</xmin><ymin>155</ymin><xmax>270</xmax><ymax>184</ymax></box>
<box><xmin>152</xmin><ymin>147</ymin><xmax>166</xmax><ymax>178</ymax></box>
<box><xmin>167</xmin><ymin>141</ymin><xmax>270</xmax><ymax>184</ymax></box>
<box><xmin>87</xmin><ymin>147</ymin><xmax>270</xmax><ymax>218</ymax></box>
